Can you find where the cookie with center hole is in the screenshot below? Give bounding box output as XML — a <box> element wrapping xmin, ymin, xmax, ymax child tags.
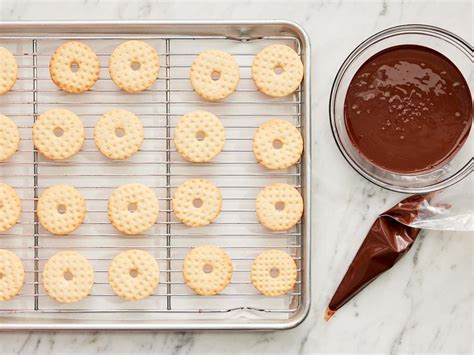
<box><xmin>50</xmin><ymin>41</ymin><xmax>99</xmax><ymax>93</ymax></box>
<box><xmin>0</xmin><ymin>47</ymin><xmax>18</xmax><ymax>95</ymax></box>
<box><xmin>182</xmin><ymin>245</ymin><xmax>233</xmax><ymax>296</ymax></box>
<box><xmin>109</xmin><ymin>40</ymin><xmax>160</xmax><ymax>92</ymax></box>
<box><xmin>256</xmin><ymin>183</ymin><xmax>303</xmax><ymax>231</ymax></box>
<box><xmin>0</xmin><ymin>183</ymin><xmax>21</xmax><ymax>233</ymax></box>
<box><xmin>0</xmin><ymin>249</ymin><xmax>25</xmax><ymax>302</ymax></box>
<box><xmin>172</xmin><ymin>179</ymin><xmax>222</xmax><ymax>227</ymax></box>
<box><xmin>108</xmin><ymin>249</ymin><xmax>160</xmax><ymax>300</ymax></box>
<box><xmin>33</xmin><ymin>108</ymin><xmax>85</xmax><ymax>160</ymax></box>
<box><xmin>253</xmin><ymin>119</ymin><xmax>303</xmax><ymax>170</ymax></box>
<box><xmin>174</xmin><ymin>110</ymin><xmax>225</xmax><ymax>162</ymax></box>
<box><xmin>42</xmin><ymin>251</ymin><xmax>94</xmax><ymax>303</ymax></box>
<box><xmin>251</xmin><ymin>249</ymin><xmax>297</xmax><ymax>296</ymax></box>
<box><xmin>108</xmin><ymin>183</ymin><xmax>160</xmax><ymax>235</ymax></box>
<box><xmin>0</xmin><ymin>114</ymin><xmax>20</xmax><ymax>162</ymax></box>
<box><xmin>37</xmin><ymin>185</ymin><xmax>86</xmax><ymax>236</ymax></box>
<box><xmin>252</xmin><ymin>44</ymin><xmax>303</xmax><ymax>97</ymax></box>
<box><xmin>190</xmin><ymin>50</ymin><xmax>240</xmax><ymax>101</ymax></box>
<box><xmin>94</xmin><ymin>109</ymin><xmax>144</xmax><ymax>160</ymax></box>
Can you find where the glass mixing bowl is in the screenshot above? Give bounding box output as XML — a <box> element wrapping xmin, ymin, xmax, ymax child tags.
<box><xmin>329</xmin><ymin>24</ymin><xmax>473</xmax><ymax>193</ymax></box>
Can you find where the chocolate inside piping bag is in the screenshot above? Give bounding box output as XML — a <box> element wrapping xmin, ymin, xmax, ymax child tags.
<box><xmin>325</xmin><ymin>194</ymin><xmax>427</xmax><ymax>320</ymax></box>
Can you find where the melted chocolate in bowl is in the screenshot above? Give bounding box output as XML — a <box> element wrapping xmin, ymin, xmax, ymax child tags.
<box><xmin>344</xmin><ymin>45</ymin><xmax>472</xmax><ymax>174</ymax></box>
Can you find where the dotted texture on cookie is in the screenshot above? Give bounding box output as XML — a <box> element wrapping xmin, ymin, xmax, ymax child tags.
<box><xmin>253</xmin><ymin>119</ymin><xmax>303</xmax><ymax>169</ymax></box>
<box><xmin>172</xmin><ymin>179</ymin><xmax>222</xmax><ymax>227</ymax></box>
<box><xmin>251</xmin><ymin>249</ymin><xmax>297</xmax><ymax>296</ymax></box>
<box><xmin>190</xmin><ymin>50</ymin><xmax>240</xmax><ymax>101</ymax></box>
<box><xmin>174</xmin><ymin>110</ymin><xmax>225</xmax><ymax>162</ymax></box>
<box><xmin>94</xmin><ymin>109</ymin><xmax>144</xmax><ymax>160</ymax></box>
<box><xmin>0</xmin><ymin>114</ymin><xmax>20</xmax><ymax>161</ymax></box>
<box><xmin>108</xmin><ymin>183</ymin><xmax>160</xmax><ymax>235</ymax></box>
<box><xmin>108</xmin><ymin>249</ymin><xmax>160</xmax><ymax>300</ymax></box>
<box><xmin>37</xmin><ymin>185</ymin><xmax>86</xmax><ymax>235</ymax></box>
<box><xmin>33</xmin><ymin>108</ymin><xmax>85</xmax><ymax>160</ymax></box>
<box><xmin>42</xmin><ymin>251</ymin><xmax>94</xmax><ymax>303</ymax></box>
<box><xmin>109</xmin><ymin>41</ymin><xmax>160</xmax><ymax>92</ymax></box>
<box><xmin>252</xmin><ymin>44</ymin><xmax>303</xmax><ymax>97</ymax></box>
<box><xmin>256</xmin><ymin>183</ymin><xmax>303</xmax><ymax>231</ymax></box>
<box><xmin>0</xmin><ymin>47</ymin><xmax>18</xmax><ymax>95</ymax></box>
<box><xmin>49</xmin><ymin>41</ymin><xmax>99</xmax><ymax>93</ymax></box>
<box><xmin>182</xmin><ymin>245</ymin><xmax>233</xmax><ymax>295</ymax></box>
<box><xmin>0</xmin><ymin>183</ymin><xmax>21</xmax><ymax>232</ymax></box>
<box><xmin>0</xmin><ymin>249</ymin><xmax>25</xmax><ymax>302</ymax></box>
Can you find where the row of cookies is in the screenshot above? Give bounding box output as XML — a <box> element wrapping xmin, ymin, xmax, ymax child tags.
<box><xmin>0</xmin><ymin>180</ymin><xmax>303</xmax><ymax>234</ymax></box>
<box><xmin>0</xmin><ymin>42</ymin><xmax>303</xmax><ymax>98</ymax></box>
<box><xmin>0</xmin><ymin>109</ymin><xmax>303</xmax><ymax>169</ymax></box>
<box><xmin>0</xmin><ymin>247</ymin><xmax>297</xmax><ymax>303</ymax></box>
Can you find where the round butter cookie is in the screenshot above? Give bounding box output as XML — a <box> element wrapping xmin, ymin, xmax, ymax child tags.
<box><xmin>0</xmin><ymin>249</ymin><xmax>25</xmax><ymax>302</ymax></box>
<box><xmin>252</xmin><ymin>44</ymin><xmax>303</xmax><ymax>97</ymax></box>
<box><xmin>108</xmin><ymin>249</ymin><xmax>160</xmax><ymax>300</ymax></box>
<box><xmin>174</xmin><ymin>110</ymin><xmax>225</xmax><ymax>162</ymax></box>
<box><xmin>251</xmin><ymin>249</ymin><xmax>297</xmax><ymax>296</ymax></box>
<box><xmin>0</xmin><ymin>47</ymin><xmax>18</xmax><ymax>95</ymax></box>
<box><xmin>50</xmin><ymin>41</ymin><xmax>99</xmax><ymax>93</ymax></box>
<box><xmin>190</xmin><ymin>50</ymin><xmax>239</xmax><ymax>101</ymax></box>
<box><xmin>0</xmin><ymin>183</ymin><xmax>21</xmax><ymax>233</ymax></box>
<box><xmin>42</xmin><ymin>251</ymin><xmax>94</xmax><ymax>303</ymax></box>
<box><xmin>183</xmin><ymin>245</ymin><xmax>233</xmax><ymax>296</ymax></box>
<box><xmin>109</xmin><ymin>40</ymin><xmax>160</xmax><ymax>92</ymax></box>
<box><xmin>0</xmin><ymin>114</ymin><xmax>20</xmax><ymax>162</ymax></box>
<box><xmin>256</xmin><ymin>183</ymin><xmax>303</xmax><ymax>231</ymax></box>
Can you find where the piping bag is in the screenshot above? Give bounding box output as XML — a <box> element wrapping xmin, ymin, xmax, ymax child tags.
<box><xmin>325</xmin><ymin>173</ymin><xmax>473</xmax><ymax>320</ymax></box>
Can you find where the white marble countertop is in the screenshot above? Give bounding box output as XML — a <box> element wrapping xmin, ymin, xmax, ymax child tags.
<box><xmin>0</xmin><ymin>0</ymin><xmax>472</xmax><ymax>354</ymax></box>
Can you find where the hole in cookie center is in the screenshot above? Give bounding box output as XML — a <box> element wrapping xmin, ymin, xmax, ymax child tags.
<box><xmin>193</xmin><ymin>198</ymin><xmax>203</xmax><ymax>208</ymax></box>
<box><xmin>129</xmin><ymin>269</ymin><xmax>138</xmax><ymax>278</ymax></box>
<box><xmin>70</xmin><ymin>62</ymin><xmax>80</xmax><ymax>73</ymax></box>
<box><xmin>57</xmin><ymin>204</ymin><xmax>67</xmax><ymax>214</ymax></box>
<box><xmin>128</xmin><ymin>203</ymin><xmax>138</xmax><ymax>213</ymax></box>
<box><xmin>273</xmin><ymin>139</ymin><xmax>283</xmax><ymax>149</ymax></box>
<box><xmin>63</xmin><ymin>271</ymin><xmax>74</xmax><ymax>281</ymax></box>
<box><xmin>195</xmin><ymin>131</ymin><xmax>206</xmax><ymax>141</ymax></box>
<box><xmin>211</xmin><ymin>71</ymin><xmax>221</xmax><ymax>81</ymax></box>
<box><xmin>269</xmin><ymin>267</ymin><xmax>280</xmax><ymax>278</ymax></box>
<box><xmin>115</xmin><ymin>127</ymin><xmax>126</xmax><ymax>138</ymax></box>
<box><xmin>53</xmin><ymin>127</ymin><xmax>64</xmax><ymax>137</ymax></box>
<box><xmin>131</xmin><ymin>61</ymin><xmax>141</xmax><ymax>71</ymax></box>
<box><xmin>273</xmin><ymin>66</ymin><xmax>284</xmax><ymax>75</ymax></box>
<box><xmin>203</xmin><ymin>264</ymin><xmax>213</xmax><ymax>274</ymax></box>
<box><xmin>275</xmin><ymin>201</ymin><xmax>285</xmax><ymax>211</ymax></box>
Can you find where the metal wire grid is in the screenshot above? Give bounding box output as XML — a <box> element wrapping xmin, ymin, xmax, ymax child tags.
<box><xmin>0</xmin><ymin>33</ymin><xmax>304</xmax><ymax>320</ymax></box>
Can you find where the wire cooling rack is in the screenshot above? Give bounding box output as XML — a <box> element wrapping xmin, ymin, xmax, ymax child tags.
<box><xmin>0</xmin><ymin>21</ymin><xmax>310</xmax><ymax>330</ymax></box>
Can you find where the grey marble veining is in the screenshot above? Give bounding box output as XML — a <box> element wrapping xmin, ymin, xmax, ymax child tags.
<box><xmin>0</xmin><ymin>0</ymin><xmax>472</xmax><ymax>354</ymax></box>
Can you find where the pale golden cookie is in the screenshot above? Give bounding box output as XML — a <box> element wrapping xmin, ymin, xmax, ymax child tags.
<box><xmin>174</xmin><ymin>110</ymin><xmax>225</xmax><ymax>162</ymax></box>
<box><xmin>50</xmin><ymin>41</ymin><xmax>99</xmax><ymax>93</ymax></box>
<box><xmin>37</xmin><ymin>185</ymin><xmax>86</xmax><ymax>236</ymax></box>
<box><xmin>172</xmin><ymin>179</ymin><xmax>221</xmax><ymax>227</ymax></box>
<box><xmin>0</xmin><ymin>249</ymin><xmax>24</xmax><ymax>302</ymax></box>
<box><xmin>256</xmin><ymin>183</ymin><xmax>303</xmax><ymax>231</ymax></box>
<box><xmin>252</xmin><ymin>44</ymin><xmax>303</xmax><ymax>97</ymax></box>
<box><xmin>0</xmin><ymin>183</ymin><xmax>21</xmax><ymax>233</ymax></box>
<box><xmin>109</xmin><ymin>41</ymin><xmax>160</xmax><ymax>92</ymax></box>
<box><xmin>190</xmin><ymin>50</ymin><xmax>240</xmax><ymax>101</ymax></box>
<box><xmin>108</xmin><ymin>183</ymin><xmax>159</xmax><ymax>235</ymax></box>
<box><xmin>251</xmin><ymin>249</ymin><xmax>297</xmax><ymax>296</ymax></box>
<box><xmin>253</xmin><ymin>119</ymin><xmax>303</xmax><ymax>170</ymax></box>
<box><xmin>0</xmin><ymin>47</ymin><xmax>17</xmax><ymax>95</ymax></box>
<box><xmin>0</xmin><ymin>114</ymin><xmax>20</xmax><ymax>161</ymax></box>
<box><xmin>183</xmin><ymin>245</ymin><xmax>233</xmax><ymax>296</ymax></box>
<box><xmin>94</xmin><ymin>109</ymin><xmax>144</xmax><ymax>160</ymax></box>
<box><xmin>33</xmin><ymin>108</ymin><xmax>85</xmax><ymax>160</ymax></box>
<box><xmin>108</xmin><ymin>249</ymin><xmax>160</xmax><ymax>300</ymax></box>
<box><xmin>42</xmin><ymin>251</ymin><xmax>94</xmax><ymax>303</ymax></box>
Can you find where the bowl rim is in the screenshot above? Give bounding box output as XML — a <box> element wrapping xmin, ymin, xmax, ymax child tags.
<box><xmin>329</xmin><ymin>23</ymin><xmax>473</xmax><ymax>194</ymax></box>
